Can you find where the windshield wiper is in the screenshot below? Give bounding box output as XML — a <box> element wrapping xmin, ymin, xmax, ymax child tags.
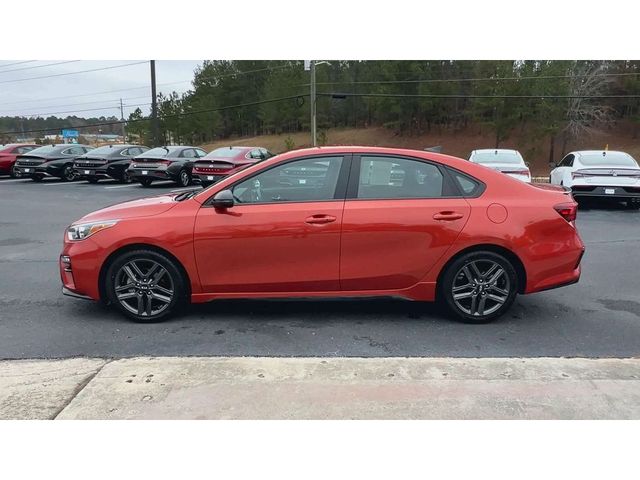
<box><xmin>174</xmin><ymin>190</ymin><xmax>198</xmax><ymax>201</ymax></box>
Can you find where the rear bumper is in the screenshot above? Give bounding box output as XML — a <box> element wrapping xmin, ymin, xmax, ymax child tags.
<box><xmin>128</xmin><ymin>167</ymin><xmax>173</xmax><ymax>181</ymax></box>
<box><xmin>571</xmin><ymin>185</ymin><xmax>640</xmax><ymax>199</ymax></box>
<box><xmin>13</xmin><ymin>165</ymin><xmax>43</xmax><ymax>176</ymax></box>
<box><xmin>193</xmin><ymin>172</ymin><xmax>227</xmax><ymax>185</ymax></box>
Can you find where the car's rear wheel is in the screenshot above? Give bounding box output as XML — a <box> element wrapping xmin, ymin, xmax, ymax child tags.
<box><xmin>440</xmin><ymin>251</ymin><xmax>518</xmax><ymax>323</ymax></box>
<box><xmin>87</xmin><ymin>176</ymin><xmax>99</xmax><ymax>184</ymax></box>
<box><xmin>105</xmin><ymin>249</ymin><xmax>186</xmax><ymax>322</ymax></box>
<box><xmin>10</xmin><ymin>164</ymin><xmax>21</xmax><ymax>178</ymax></box>
<box><xmin>120</xmin><ymin>171</ymin><xmax>131</xmax><ymax>183</ymax></box>
<box><xmin>62</xmin><ymin>164</ymin><xmax>77</xmax><ymax>182</ymax></box>
<box><xmin>139</xmin><ymin>178</ymin><xmax>153</xmax><ymax>187</ymax></box>
<box><xmin>177</xmin><ymin>169</ymin><xmax>190</xmax><ymax>187</ymax></box>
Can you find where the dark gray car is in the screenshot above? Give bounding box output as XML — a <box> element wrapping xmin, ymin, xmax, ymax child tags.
<box><xmin>73</xmin><ymin>144</ymin><xmax>150</xmax><ymax>183</ymax></box>
<box><xmin>14</xmin><ymin>144</ymin><xmax>93</xmax><ymax>182</ymax></box>
<box><xmin>127</xmin><ymin>146</ymin><xmax>207</xmax><ymax>187</ymax></box>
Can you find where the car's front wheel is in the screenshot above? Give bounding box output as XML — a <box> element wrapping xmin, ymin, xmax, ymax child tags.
<box><xmin>105</xmin><ymin>249</ymin><xmax>186</xmax><ymax>322</ymax></box>
<box><xmin>440</xmin><ymin>251</ymin><xmax>518</xmax><ymax>323</ymax></box>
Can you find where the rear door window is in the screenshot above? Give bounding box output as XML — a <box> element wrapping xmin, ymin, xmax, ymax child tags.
<box><xmin>357</xmin><ymin>156</ymin><xmax>444</xmax><ymax>199</ymax></box>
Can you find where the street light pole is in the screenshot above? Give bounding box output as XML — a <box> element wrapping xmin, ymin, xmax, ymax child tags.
<box><xmin>119</xmin><ymin>98</ymin><xmax>126</xmax><ymax>144</ymax></box>
<box><xmin>150</xmin><ymin>60</ymin><xmax>159</xmax><ymax>147</ymax></box>
<box><xmin>310</xmin><ymin>60</ymin><xmax>317</xmax><ymax>147</ymax></box>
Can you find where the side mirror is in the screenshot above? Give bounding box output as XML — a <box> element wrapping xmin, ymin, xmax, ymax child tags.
<box><xmin>211</xmin><ymin>189</ymin><xmax>234</xmax><ymax>209</ymax></box>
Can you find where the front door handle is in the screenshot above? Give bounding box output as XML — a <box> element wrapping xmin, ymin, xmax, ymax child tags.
<box><xmin>305</xmin><ymin>214</ymin><xmax>337</xmax><ymax>225</ymax></box>
<box><xmin>433</xmin><ymin>211</ymin><xmax>464</xmax><ymax>221</ymax></box>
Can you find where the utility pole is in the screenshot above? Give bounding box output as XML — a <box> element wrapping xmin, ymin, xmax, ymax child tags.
<box><xmin>150</xmin><ymin>60</ymin><xmax>159</xmax><ymax>147</ymax></box>
<box><xmin>310</xmin><ymin>60</ymin><xmax>317</xmax><ymax>147</ymax></box>
<box><xmin>119</xmin><ymin>98</ymin><xmax>126</xmax><ymax>144</ymax></box>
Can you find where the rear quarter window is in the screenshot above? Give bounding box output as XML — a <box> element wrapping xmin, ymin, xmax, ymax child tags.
<box><xmin>447</xmin><ymin>168</ymin><xmax>484</xmax><ymax>197</ymax></box>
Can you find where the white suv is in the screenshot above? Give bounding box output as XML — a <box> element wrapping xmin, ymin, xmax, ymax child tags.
<box><xmin>468</xmin><ymin>149</ymin><xmax>531</xmax><ymax>183</ymax></box>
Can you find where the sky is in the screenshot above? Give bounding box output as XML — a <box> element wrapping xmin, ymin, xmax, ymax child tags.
<box><xmin>0</xmin><ymin>60</ymin><xmax>203</xmax><ymax>119</ymax></box>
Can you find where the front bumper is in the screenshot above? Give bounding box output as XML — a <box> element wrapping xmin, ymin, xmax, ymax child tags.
<box><xmin>62</xmin><ymin>286</ymin><xmax>93</xmax><ymax>300</ymax></box>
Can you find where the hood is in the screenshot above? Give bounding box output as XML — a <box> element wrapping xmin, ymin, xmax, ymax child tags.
<box><xmin>76</xmin><ymin>194</ymin><xmax>179</xmax><ymax>223</ymax></box>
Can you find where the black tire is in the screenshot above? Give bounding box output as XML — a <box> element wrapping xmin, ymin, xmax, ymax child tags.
<box><xmin>87</xmin><ymin>176</ymin><xmax>99</xmax><ymax>184</ymax></box>
<box><xmin>61</xmin><ymin>164</ymin><xmax>77</xmax><ymax>182</ymax></box>
<box><xmin>32</xmin><ymin>174</ymin><xmax>44</xmax><ymax>182</ymax></box>
<box><xmin>177</xmin><ymin>169</ymin><xmax>191</xmax><ymax>187</ymax></box>
<box><xmin>139</xmin><ymin>177</ymin><xmax>153</xmax><ymax>187</ymax></box>
<box><xmin>105</xmin><ymin>249</ymin><xmax>187</xmax><ymax>322</ymax></box>
<box><xmin>440</xmin><ymin>250</ymin><xmax>518</xmax><ymax>324</ymax></box>
<box><xmin>120</xmin><ymin>170</ymin><xmax>132</xmax><ymax>184</ymax></box>
<box><xmin>625</xmin><ymin>200</ymin><xmax>640</xmax><ymax>210</ymax></box>
<box><xmin>10</xmin><ymin>164</ymin><xmax>21</xmax><ymax>178</ymax></box>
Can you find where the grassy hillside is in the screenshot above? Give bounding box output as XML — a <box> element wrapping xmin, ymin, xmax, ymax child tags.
<box><xmin>202</xmin><ymin>122</ymin><xmax>640</xmax><ymax>176</ymax></box>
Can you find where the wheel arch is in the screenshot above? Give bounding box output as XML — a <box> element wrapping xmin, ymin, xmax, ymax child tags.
<box><xmin>435</xmin><ymin>244</ymin><xmax>527</xmax><ymax>296</ymax></box>
<box><xmin>98</xmin><ymin>243</ymin><xmax>192</xmax><ymax>304</ymax></box>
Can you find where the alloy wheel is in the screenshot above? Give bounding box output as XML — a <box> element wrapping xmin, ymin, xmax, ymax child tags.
<box><xmin>179</xmin><ymin>170</ymin><xmax>189</xmax><ymax>187</ymax></box>
<box><xmin>63</xmin><ymin>165</ymin><xmax>77</xmax><ymax>181</ymax></box>
<box><xmin>451</xmin><ymin>259</ymin><xmax>511</xmax><ymax>317</ymax></box>
<box><xmin>114</xmin><ymin>259</ymin><xmax>175</xmax><ymax>317</ymax></box>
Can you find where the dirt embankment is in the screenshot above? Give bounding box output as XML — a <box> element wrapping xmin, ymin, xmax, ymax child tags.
<box><xmin>201</xmin><ymin>122</ymin><xmax>640</xmax><ymax>176</ymax></box>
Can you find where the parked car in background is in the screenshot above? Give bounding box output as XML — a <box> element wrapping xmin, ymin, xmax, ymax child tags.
<box><xmin>127</xmin><ymin>146</ymin><xmax>207</xmax><ymax>187</ymax></box>
<box><xmin>468</xmin><ymin>149</ymin><xmax>531</xmax><ymax>183</ymax></box>
<box><xmin>74</xmin><ymin>145</ymin><xmax>149</xmax><ymax>183</ymax></box>
<box><xmin>192</xmin><ymin>146</ymin><xmax>273</xmax><ymax>187</ymax></box>
<box><xmin>549</xmin><ymin>150</ymin><xmax>640</xmax><ymax>209</ymax></box>
<box><xmin>61</xmin><ymin>146</ymin><xmax>584</xmax><ymax>324</ymax></box>
<box><xmin>0</xmin><ymin>143</ymin><xmax>39</xmax><ymax>177</ymax></box>
<box><xmin>14</xmin><ymin>144</ymin><xmax>93</xmax><ymax>181</ymax></box>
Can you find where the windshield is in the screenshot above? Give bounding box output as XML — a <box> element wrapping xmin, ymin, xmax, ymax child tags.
<box><xmin>25</xmin><ymin>145</ymin><xmax>57</xmax><ymax>155</ymax></box>
<box><xmin>204</xmin><ymin>147</ymin><xmax>245</xmax><ymax>158</ymax></box>
<box><xmin>471</xmin><ymin>151</ymin><xmax>522</xmax><ymax>164</ymax></box>
<box><xmin>580</xmin><ymin>153</ymin><xmax>638</xmax><ymax>167</ymax></box>
<box><xmin>141</xmin><ymin>147</ymin><xmax>179</xmax><ymax>157</ymax></box>
<box><xmin>84</xmin><ymin>145</ymin><xmax>118</xmax><ymax>155</ymax></box>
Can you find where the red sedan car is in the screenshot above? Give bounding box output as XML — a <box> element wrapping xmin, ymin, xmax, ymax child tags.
<box><xmin>192</xmin><ymin>146</ymin><xmax>273</xmax><ymax>187</ymax></box>
<box><xmin>60</xmin><ymin>146</ymin><xmax>585</xmax><ymax>323</ymax></box>
<box><xmin>0</xmin><ymin>143</ymin><xmax>39</xmax><ymax>177</ymax></box>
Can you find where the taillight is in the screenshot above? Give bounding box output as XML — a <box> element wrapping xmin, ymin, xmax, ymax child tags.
<box><xmin>554</xmin><ymin>202</ymin><xmax>578</xmax><ymax>222</ymax></box>
<box><xmin>571</xmin><ymin>171</ymin><xmax>586</xmax><ymax>179</ymax></box>
<box><xmin>157</xmin><ymin>160</ymin><xmax>172</xmax><ymax>165</ymax></box>
<box><xmin>503</xmin><ymin>168</ymin><xmax>530</xmax><ymax>177</ymax></box>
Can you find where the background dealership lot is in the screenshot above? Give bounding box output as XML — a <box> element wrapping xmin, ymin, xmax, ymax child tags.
<box><xmin>1</xmin><ymin>175</ymin><xmax>639</xmax><ymax>359</ymax></box>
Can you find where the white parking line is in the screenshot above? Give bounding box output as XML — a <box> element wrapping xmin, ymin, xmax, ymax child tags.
<box><xmin>0</xmin><ymin>178</ymin><xmax>34</xmax><ymax>183</ymax></box>
<box><xmin>40</xmin><ymin>181</ymin><xmax>85</xmax><ymax>186</ymax></box>
<box><xmin>104</xmin><ymin>184</ymin><xmax>140</xmax><ymax>189</ymax></box>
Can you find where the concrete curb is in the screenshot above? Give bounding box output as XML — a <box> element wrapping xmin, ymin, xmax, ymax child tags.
<box><xmin>2</xmin><ymin>357</ymin><xmax>640</xmax><ymax>419</ymax></box>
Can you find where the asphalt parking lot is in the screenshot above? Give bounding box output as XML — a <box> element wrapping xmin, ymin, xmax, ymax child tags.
<box><xmin>1</xmin><ymin>175</ymin><xmax>639</xmax><ymax>360</ymax></box>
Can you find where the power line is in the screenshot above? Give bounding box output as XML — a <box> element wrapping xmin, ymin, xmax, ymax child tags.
<box><xmin>317</xmin><ymin>92</ymin><xmax>640</xmax><ymax>99</ymax></box>
<box><xmin>0</xmin><ymin>62</ymin><xmax>297</xmax><ymax>107</ymax></box>
<box><xmin>0</xmin><ymin>61</ymin><xmax>149</xmax><ymax>85</ymax></box>
<box><xmin>13</xmin><ymin>102</ymin><xmax>152</xmax><ymax>118</ymax></box>
<box><xmin>305</xmin><ymin>71</ymin><xmax>640</xmax><ymax>87</ymax></box>
<box><xmin>0</xmin><ymin>60</ymin><xmax>80</xmax><ymax>75</ymax></box>
<box><xmin>0</xmin><ymin>95</ymin><xmax>151</xmax><ymax>114</ymax></box>
<box><xmin>0</xmin><ymin>61</ymin><xmax>37</xmax><ymax>69</ymax></box>
<box><xmin>0</xmin><ymin>94</ymin><xmax>307</xmax><ymax>136</ymax></box>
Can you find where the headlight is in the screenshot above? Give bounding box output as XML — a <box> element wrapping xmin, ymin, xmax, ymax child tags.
<box><xmin>67</xmin><ymin>220</ymin><xmax>118</xmax><ymax>241</ymax></box>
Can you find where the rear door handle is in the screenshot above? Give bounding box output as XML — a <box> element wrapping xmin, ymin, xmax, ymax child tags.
<box><xmin>305</xmin><ymin>214</ymin><xmax>337</xmax><ymax>225</ymax></box>
<box><xmin>433</xmin><ymin>211</ymin><xmax>465</xmax><ymax>221</ymax></box>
